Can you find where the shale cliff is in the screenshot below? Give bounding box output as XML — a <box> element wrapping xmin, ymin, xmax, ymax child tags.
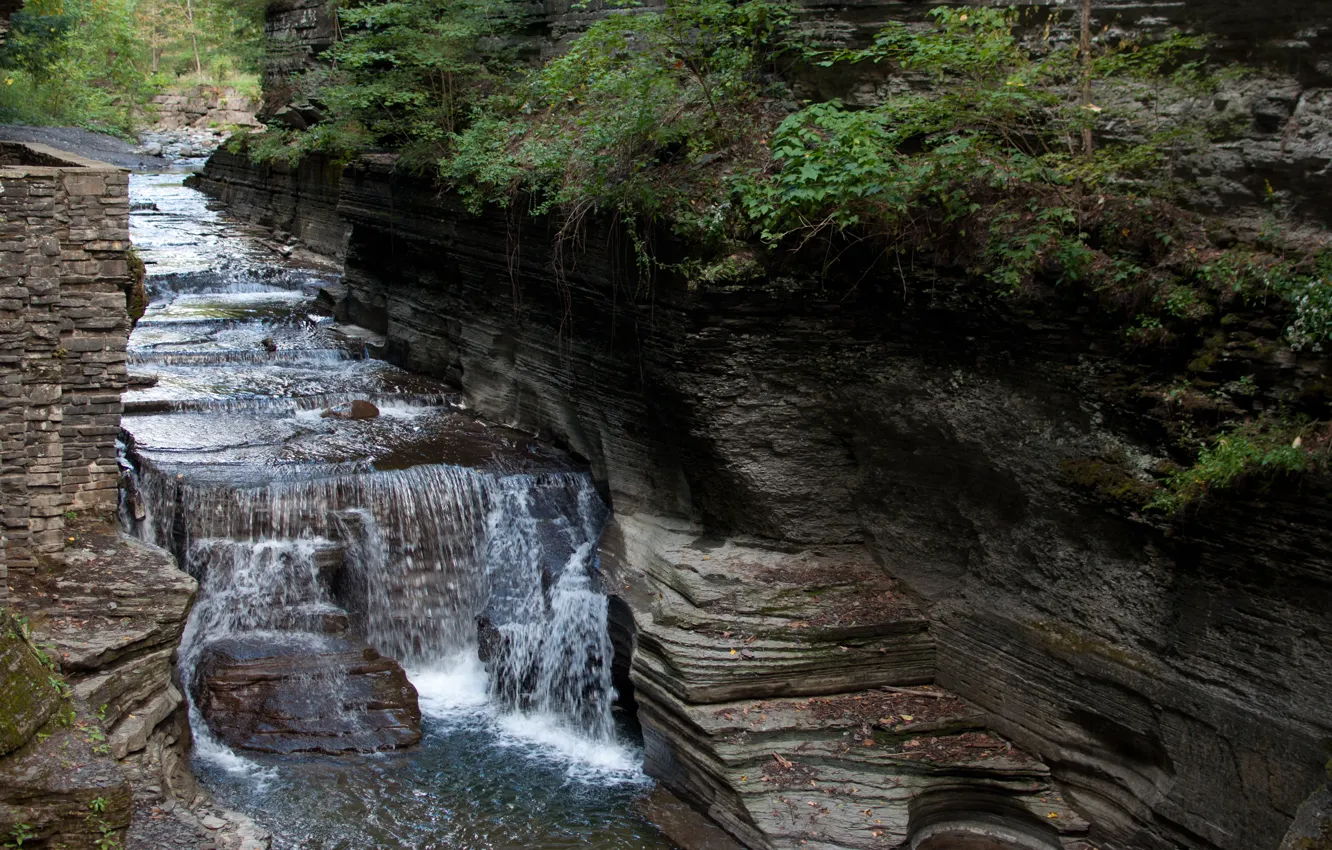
<box><xmin>194</xmin><ymin>0</ymin><xmax>1332</xmax><ymax>847</ymax></box>
<box><xmin>191</xmin><ymin>146</ymin><xmax>1332</xmax><ymax>850</ymax></box>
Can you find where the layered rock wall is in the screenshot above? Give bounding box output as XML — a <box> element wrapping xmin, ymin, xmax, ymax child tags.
<box><xmin>260</xmin><ymin>0</ymin><xmax>338</xmax><ymax>120</ymax></box>
<box><xmin>196</xmin><ymin>0</ymin><xmax>1332</xmax><ymax>845</ymax></box>
<box><xmin>318</xmin><ymin>167</ymin><xmax>1332</xmax><ymax>849</ymax></box>
<box><xmin>190</xmin><ymin>148</ymin><xmax>347</xmax><ymax>261</ymax></box>
<box><xmin>149</xmin><ymin>85</ymin><xmax>262</xmax><ymax>131</ymax></box>
<box><xmin>0</xmin><ymin>143</ymin><xmax>131</xmax><ymax>596</ymax></box>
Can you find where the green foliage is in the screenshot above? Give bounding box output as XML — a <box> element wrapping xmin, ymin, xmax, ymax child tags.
<box><xmin>733</xmin><ymin>7</ymin><xmax>1332</xmax><ymax>348</ymax></box>
<box><xmin>87</xmin><ymin>798</ymin><xmax>121</xmax><ymax>850</ymax></box>
<box><xmin>0</xmin><ymin>0</ymin><xmax>261</xmax><ymax>133</ymax></box>
<box><xmin>0</xmin><ymin>0</ymin><xmax>153</xmax><ymax>134</ymax></box>
<box><xmin>4</xmin><ymin>823</ymin><xmax>36</xmax><ymax>848</ymax></box>
<box><xmin>244</xmin><ymin>0</ymin><xmax>520</xmax><ymax>166</ymax></box>
<box><xmin>320</xmin><ymin>0</ymin><xmax>517</xmax><ymax>160</ymax></box>
<box><xmin>1277</xmin><ymin>251</ymin><xmax>1332</xmax><ymax>351</ymax></box>
<box><xmin>1151</xmin><ymin>420</ymin><xmax>1321</xmax><ymax>513</ymax></box>
<box><xmin>446</xmin><ymin>0</ymin><xmax>796</xmax><ymax>229</ymax></box>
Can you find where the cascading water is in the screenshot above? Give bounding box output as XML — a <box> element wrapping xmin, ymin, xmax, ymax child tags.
<box><xmin>121</xmin><ymin>170</ymin><xmax>674</xmax><ymax>849</ymax></box>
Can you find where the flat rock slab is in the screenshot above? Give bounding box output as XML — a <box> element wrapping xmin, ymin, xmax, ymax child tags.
<box><xmin>607</xmin><ymin>517</ymin><xmax>935</xmax><ymax>703</ymax></box>
<box><xmin>9</xmin><ymin>522</ymin><xmax>196</xmax><ymax>675</ymax></box>
<box><xmin>193</xmin><ymin>633</ymin><xmax>421</xmax><ymax>753</ymax></box>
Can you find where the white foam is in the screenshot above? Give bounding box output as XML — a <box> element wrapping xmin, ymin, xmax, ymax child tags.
<box><xmin>405</xmin><ymin>658</ymin><xmax>648</xmax><ymax>786</ymax></box>
<box><xmin>408</xmin><ymin>654</ymin><xmax>491</xmax><ymax>719</ymax></box>
<box><xmin>493</xmin><ymin>711</ymin><xmax>647</xmax><ymax>783</ymax></box>
<box><xmin>189</xmin><ymin>706</ymin><xmax>278</xmax><ymax>786</ymax></box>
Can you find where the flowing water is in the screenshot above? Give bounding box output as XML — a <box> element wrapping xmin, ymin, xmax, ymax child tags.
<box><xmin>122</xmin><ymin>173</ymin><xmax>676</xmax><ymax>849</ymax></box>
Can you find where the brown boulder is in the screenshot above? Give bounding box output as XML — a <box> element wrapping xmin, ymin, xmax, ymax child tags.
<box><xmin>319</xmin><ymin>399</ymin><xmax>379</xmax><ymax>420</ymax></box>
<box><xmin>193</xmin><ymin>634</ymin><xmax>421</xmax><ymax>754</ymax></box>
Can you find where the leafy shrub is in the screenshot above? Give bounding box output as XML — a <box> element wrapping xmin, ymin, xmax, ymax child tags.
<box><xmin>445</xmin><ymin>0</ymin><xmax>796</xmax><ymax>230</ymax></box>
<box><xmin>0</xmin><ymin>0</ymin><xmax>152</xmax><ymax>134</ymax></box>
<box><xmin>1151</xmin><ymin>421</ymin><xmax>1320</xmax><ymax>513</ymax></box>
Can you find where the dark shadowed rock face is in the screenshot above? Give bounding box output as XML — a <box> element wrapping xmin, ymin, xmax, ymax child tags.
<box><xmin>297</xmin><ymin>163</ymin><xmax>1331</xmax><ymax>850</ymax></box>
<box><xmin>192</xmin><ymin>634</ymin><xmax>422</xmax><ymax>754</ymax></box>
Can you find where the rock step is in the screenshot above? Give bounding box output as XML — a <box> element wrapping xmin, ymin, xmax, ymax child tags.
<box><xmin>192</xmin><ymin>634</ymin><xmax>421</xmax><ymax>754</ymax></box>
<box><xmin>638</xmin><ymin>682</ymin><xmax>1090</xmax><ymax>850</ymax></box>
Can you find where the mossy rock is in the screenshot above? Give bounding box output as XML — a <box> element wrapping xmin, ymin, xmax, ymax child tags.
<box><xmin>0</xmin><ymin>614</ymin><xmax>62</xmax><ymax>757</ymax></box>
<box><xmin>0</xmin><ymin>702</ymin><xmax>132</xmax><ymax>850</ymax></box>
<box><xmin>1283</xmin><ymin>785</ymin><xmax>1332</xmax><ymax>850</ymax></box>
<box><xmin>1060</xmin><ymin>456</ymin><xmax>1157</xmax><ymax>507</ymax></box>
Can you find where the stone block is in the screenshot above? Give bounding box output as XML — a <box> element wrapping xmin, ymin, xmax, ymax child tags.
<box><xmin>61</xmin><ymin>174</ymin><xmax>106</xmax><ymax>196</ymax></box>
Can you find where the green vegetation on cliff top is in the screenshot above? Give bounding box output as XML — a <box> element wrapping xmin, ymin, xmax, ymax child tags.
<box><xmin>241</xmin><ymin>0</ymin><xmax>1332</xmax><ymax>514</ymax></box>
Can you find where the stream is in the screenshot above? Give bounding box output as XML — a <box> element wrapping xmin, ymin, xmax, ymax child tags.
<box><xmin>119</xmin><ymin>172</ymin><xmax>678</xmax><ymax>850</ymax></box>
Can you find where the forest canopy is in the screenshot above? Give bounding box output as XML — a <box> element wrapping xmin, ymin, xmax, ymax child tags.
<box><xmin>0</xmin><ymin>0</ymin><xmax>264</xmax><ymax>134</ymax></box>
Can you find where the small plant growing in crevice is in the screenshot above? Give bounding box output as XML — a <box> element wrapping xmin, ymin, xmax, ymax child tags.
<box><xmin>1150</xmin><ymin>419</ymin><xmax>1328</xmax><ymax>514</ymax></box>
<box><xmin>4</xmin><ymin>823</ymin><xmax>36</xmax><ymax>848</ymax></box>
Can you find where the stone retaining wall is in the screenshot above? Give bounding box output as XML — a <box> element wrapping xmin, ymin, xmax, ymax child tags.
<box><xmin>0</xmin><ymin>143</ymin><xmax>130</xmax><ymax>599</ymax></box>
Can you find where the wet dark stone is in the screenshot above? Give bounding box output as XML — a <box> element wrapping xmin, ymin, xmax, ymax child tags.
<box><xmin>319</xmin><ymin>399</ymin><xmax>379</xmax><ymax>419</ymax></box>
<box><xmin>192</xmin><ymin>634</ymin><xmax>421</xmax><ymax>754</ymax></box>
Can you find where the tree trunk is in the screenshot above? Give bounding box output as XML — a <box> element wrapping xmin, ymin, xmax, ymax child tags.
<box><xmin>185</xmin><ymin>0</ymin><xmax>202</xmax><ymax>77</ymax></box>
<box><xmin>149</xmin><ymin>0</ymin><xmax>160</xmax><ymax>74</ymax></box>
<box><xmin>1080</xmin><ymin>0</ymin><xmax>1093</xmax><ymax>155</ymax></box>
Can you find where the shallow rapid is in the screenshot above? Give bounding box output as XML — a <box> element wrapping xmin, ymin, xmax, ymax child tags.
<box><xmin>121</xmin><ymin>172</ymin><xmax>676</xmax><ymax>850</ymax></box>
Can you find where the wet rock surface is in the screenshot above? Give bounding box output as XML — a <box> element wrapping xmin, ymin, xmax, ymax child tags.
<box><xmin>192</xmin><ymin>635</ymin><xmax>422</xmax><ymax>754</ymax></box>
<box><xmin>0</xmin><ymin>702</ymin><xmax>134</xmax><ymax>850</ymax></box>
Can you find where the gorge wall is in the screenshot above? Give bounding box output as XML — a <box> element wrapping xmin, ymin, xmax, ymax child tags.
<box><xmin>196</xmin><ymin>0</ymin><xmax>1332</xmax><ymax>847</ymax></box>
<box><xmin>193</xmin><ymin>146</ymin><xmax>1332</xmax><ymax>850</ymax></box>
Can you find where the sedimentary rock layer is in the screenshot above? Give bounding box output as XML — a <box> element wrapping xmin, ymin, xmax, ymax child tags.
<box><xmin>192</xmin><ymin>635</ymin><xmax>422</xmax><ymax>754</ymax></box>
<box><xmin>302</xmin><ymin>160</ymin><xmax>1330</xmax><ymax>850</ymax></box>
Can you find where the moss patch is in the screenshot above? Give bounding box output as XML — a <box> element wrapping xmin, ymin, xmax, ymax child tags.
<box><xmin>1061</xmin><ymin>456</ymin><xmax>1158</xmax><ymax>507</ymax></box>
<box><xmin>0</xmin><ymin>614</ymin><xmax>63</xmax><ymax>757</ymax></box>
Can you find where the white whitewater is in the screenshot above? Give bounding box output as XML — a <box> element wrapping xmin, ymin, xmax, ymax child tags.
<box><xmin>128</xmin><ymin>457</ymin><xmax>627</xmax><ymax>767</ymax></box>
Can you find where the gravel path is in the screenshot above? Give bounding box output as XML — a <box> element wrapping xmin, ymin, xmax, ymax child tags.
<box><xmin>0</xmin><ymin>124</ymin><xmax>172</xmax><ymax>170</ymax></box>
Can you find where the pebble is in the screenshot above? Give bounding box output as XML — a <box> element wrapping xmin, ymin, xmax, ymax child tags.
<box><xmin>201</xmin><ymin>815</ymin><xmax>228</xmax><ymax>830</ymax></box>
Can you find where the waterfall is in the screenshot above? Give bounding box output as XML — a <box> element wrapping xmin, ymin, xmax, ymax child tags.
<box><xmin>126</xmin><ymin>453</ymin><xmax>618</xmax><ymax>742</ymax></box>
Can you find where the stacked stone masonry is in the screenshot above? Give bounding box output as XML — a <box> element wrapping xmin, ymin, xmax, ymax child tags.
<box><xmin>0</xmin><ymin>143</ymin><xmax>130</xmax><ymax>600</ymax></box>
